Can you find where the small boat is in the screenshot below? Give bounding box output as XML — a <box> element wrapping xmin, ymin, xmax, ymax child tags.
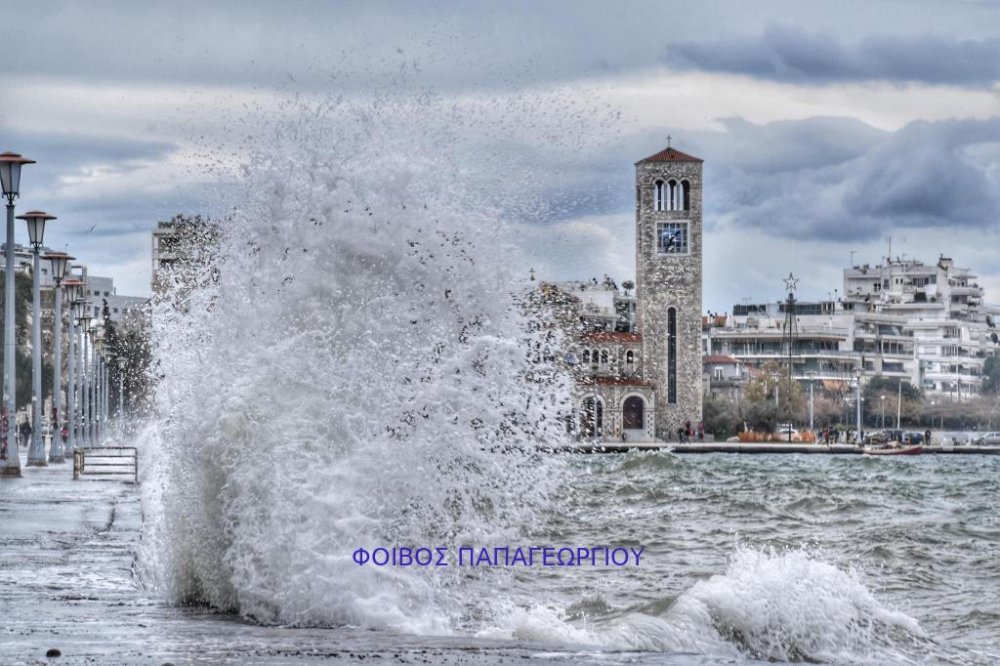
<box><xmin>862</xmin><ymin>443</ymin><xmax>923</xmax><ymax>456</ymax></box>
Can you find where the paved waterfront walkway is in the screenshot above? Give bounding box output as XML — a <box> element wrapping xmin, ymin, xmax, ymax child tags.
<box><xmin>0</xmin><ymin>457</ymin><xmax>148</xmax><ymax>663</ymax></box>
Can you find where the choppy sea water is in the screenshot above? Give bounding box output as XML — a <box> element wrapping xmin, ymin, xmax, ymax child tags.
<box><xmin>3</xmin><ymin>452</ymin><xmax>998</xmax><ymax>665</ymax></box>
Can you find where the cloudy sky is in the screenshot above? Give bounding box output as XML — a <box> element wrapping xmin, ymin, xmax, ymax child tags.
<box><xmin>2</xmin><ymin>0</ymin><xmax>999</xmax><ymax>313</ymax></box>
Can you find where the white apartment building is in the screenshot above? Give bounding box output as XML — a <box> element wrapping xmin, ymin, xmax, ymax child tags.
<box><xmin>705</xmin><ymin>255</ymin><xmax>1000</xmax><ymax>400</ymax></box>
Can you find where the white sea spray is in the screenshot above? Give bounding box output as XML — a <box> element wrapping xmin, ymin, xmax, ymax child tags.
<box><xmin>138</xmin><ymin>92</ymin><xmax>578</xmax><ymax>631</ymax></box>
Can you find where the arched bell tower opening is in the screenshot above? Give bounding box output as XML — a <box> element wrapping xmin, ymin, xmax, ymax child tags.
<box><xmin>634</xmin><ymin>141</ymin><xmax>703</xmax><ymax>440</ymax></box>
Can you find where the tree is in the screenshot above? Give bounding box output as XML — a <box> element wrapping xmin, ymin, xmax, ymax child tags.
<box><xmin>108</xmin><ymin>314</ymin><xmax>152</xmax><ymax>416</ymax></box>
<box><xmin>983</xmin><ymin>355</ymin><xmax>1000</xmax><ymax>395</ymax></box>
<box><xmin>703</xmin><ymin>393</ymin><xmax>739</xmax><ymax>439</ymax></box>
<box><xmin>740</xmin><ymin>360</ymin><xmax>804</xmax><ymax>431</ymax></box>
<box><xmin>809</xmin><ymin>392</ymin><xmax>848</xmax><ymax>429</ymax></box>
<box><xmin>862</xmin><ymin>376</ymin><xmax>921</xmax><ymax>428</ymax></box>
<box><xmin>621</xmin><ymin>280</ymin><xmax>634</xmax><ymax>297</ymax></box>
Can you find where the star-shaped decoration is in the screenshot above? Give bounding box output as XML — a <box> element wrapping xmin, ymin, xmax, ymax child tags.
<box><xmin>783</xmin><ymin>272</ymin><xmax>799</xmax><ymax>292</ymax></box>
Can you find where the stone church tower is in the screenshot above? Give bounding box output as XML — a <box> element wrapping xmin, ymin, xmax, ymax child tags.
<box><xmin>634</xmin><ymin>144</ymin><xmax>703</xmax><ymax>439</ymax></box>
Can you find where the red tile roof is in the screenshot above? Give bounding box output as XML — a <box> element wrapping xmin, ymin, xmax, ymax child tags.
<box><xmin>580</xmin><ymin>332</ymin><xmax>642</xmax><ymax>343</ymax></box>
<box><xmin>703</xmin><ymin>354</ymin><xmax>740</xmax><ymax>364</ymax></box>
<box><xmin>636</xmin><ymin>146</ymin><xmax>703</xmax><ymax>164</ymax></box>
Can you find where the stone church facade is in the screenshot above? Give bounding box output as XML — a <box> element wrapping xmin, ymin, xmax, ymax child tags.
<box><xmin>545</xmin><ymin>143</ymin><xmax>703</xmax><ymax>442</ymax></box>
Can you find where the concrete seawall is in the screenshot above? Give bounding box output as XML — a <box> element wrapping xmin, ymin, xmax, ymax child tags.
<box><xmin>557</xmin><ymin>442</ymin><xmax>1000</xmax><ymax>455</ymax></box>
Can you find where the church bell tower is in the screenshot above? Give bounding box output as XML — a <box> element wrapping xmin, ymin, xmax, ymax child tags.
<box><xmin>634</xmin><ymin>141</ymin><xmax>703</xmax><ymax>440</ymax></box>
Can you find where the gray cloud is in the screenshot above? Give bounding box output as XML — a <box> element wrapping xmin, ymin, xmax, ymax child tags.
<box><xmin>697</xmin><ymin>116</ymin><xmax>1000</xmax><ymax>241</ymax></box>
<box><xmin>5</xmin><ymin>131</ymin><xmax>177</xmax><ymax>199</ymax></box>
<box><xmin>663</xmin><ymin>23</ymin><xmax>1000</xmax><ymax>87</ymax></box>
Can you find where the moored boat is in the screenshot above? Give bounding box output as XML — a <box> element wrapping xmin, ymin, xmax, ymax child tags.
<box><xmin>862</xmin><ymin>443</ymin><xmax>924</xmax><ymax>456</ymax></box>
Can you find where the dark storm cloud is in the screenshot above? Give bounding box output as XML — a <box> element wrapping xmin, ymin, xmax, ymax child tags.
<box><xmin>698</xmin><ymin>116</ymin><xmax>1000</xmax><ymax>241</ymax></box>
<box><xmin>662</xmin><ymin>24</ymin><xmax>1000</xmax><ymax>87</ymax></box>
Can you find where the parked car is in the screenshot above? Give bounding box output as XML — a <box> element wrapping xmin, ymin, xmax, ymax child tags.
<box><xmin>973</xmin><ymin>432</ymin><xmax>1000</xmax><ymax>446</ymax></box>
<box><xmin>776</xmin><ymin>425</ymin><xmax>800</xmax><ymax>441</ymax></box>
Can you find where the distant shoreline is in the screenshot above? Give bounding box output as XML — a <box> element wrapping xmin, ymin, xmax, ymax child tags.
<box><xmin>553</xmin><ymin>442</ymin><xmax>1000</xmax><ymax>455</ymax></box>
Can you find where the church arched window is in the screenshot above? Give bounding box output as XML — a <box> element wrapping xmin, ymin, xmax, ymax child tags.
<box><xmin>600</xmin><ymin>349</ymin><xmax>609</xmax><ymax>365</ymax></box>
<box><xmin>654</xmin><ymin>180</ymin><xmax>665</xmax><ymax>211</ymax></box>
<box><xmin>681</xmin><ymin>180</ymin><xmax>691</xmax><ymax>211</ymax></box>
<box><xmin>667</xmin><ymin>179</ymin><xmax>679</xmax><ymax>210</ymax></box>
<box><xmin>667</xmin><ymin>307</ymin><xmax>677</xmax><ymax>403</ymax></box>
<box><xmin>626</xmin><ymin>350</ymin><xmax>635</xmax><ymax>365</ymax></box>
<box><xmin>582</xmin><ymin>349</ymin><xmax>590</xmax><ymax>364</ymax></box>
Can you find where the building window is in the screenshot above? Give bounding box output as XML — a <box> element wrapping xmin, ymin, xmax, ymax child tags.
<box><xmin>667</xmin><ymin>307</ymin><xmax>677</xmax><ymax>403</ymax></box>
<box><xmin>681</xmin><ymin>180</ymin><xmax>691</xmax><ymax>211</ymax></box>
<box><xmin>581</xmin><ymin>397</ymin><xmax>603</xmax><ymax>437</ymax></box>
<box><xmin>657</xmin><ymin>222</ymin><xmax>689</xmax><ymax>254</ymax></box>
<box><xmin>582</xmin><ymin>349</ymin><xmax>590</xmax><ymax>364</ymax></box>
<box><xmin>600</xmin><ymin>349</ymin><xmax>609</xmax><ymax>364</ymax></box>
<box><xmin>623</xmin><ymin>396</ymin><xmax>644</xmax><ymax>430</ymax></box>
<box><xmin>714</xmin><ymin>367</ymin><xmax>724</xmax><ymax>381</ymax></box>
<box><xmin>654</xmin><ymin>180</ymin><xmax>665</xmax><ymax>211</ymax></box>
<box><xmin>626</xmin><ymin>350</ymin><xmax>635</xmax><ymax>365</ymax></box>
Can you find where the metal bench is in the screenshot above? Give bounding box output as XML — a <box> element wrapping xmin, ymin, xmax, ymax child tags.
<box><xmin>72</xmin><ymin>447</ymin><xmax>138</xmax><ymax>484</ymax></box>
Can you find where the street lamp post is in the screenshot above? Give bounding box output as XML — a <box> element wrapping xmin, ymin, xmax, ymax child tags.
<box><xmin>88</xmin><ymin>324</ymin><xmax>99</xmax><ymax>445</ymax></box>
<box><xmin>18</xmin><ymin>210</ymin><xmax>56</xmax><ymax>466</ymax></box>
<box><xmin>880</xmin><ymin>394</ymin><xmax>886</xmax><ymax>430</ymax></box>
<box><xmin>42</xmin><ymin>252</ymin><xmax>73</xmax><ymax>463</ymax></box>
<box><xmin>854</xmin><ymin>368</ymin><xmax>863</xmax><ymax>445</ymax></box>
<box><xmin>806</xmin><ymin>370</ymin><xmax>817</xmax><ymax>432</ymax></box>
<box><xmin>94</xmin><ymin>328</ymin><xmax>105</xmax><ymax>443</ymax></box>
<box><xmin>103</xmin><ymin>351</ymin><xmax>114</xmax><ymax>436</ymax></box>
<box><xmin>104</xmin><ymin>354</ymin><xmax>111</xmax><ymax>429</ymax></box>
<box><xmin>896</xmin><ymin>380</ymin><xmax>902</xmax><ymax>429</ymax></box>
<box><xmin>70</xmin><ymin>299</ymin><xmax>85</xmax><ymax>448</ymax></box>
<box><xmin>116</xmin><ymin>356</ymin><xmax>125</xmax><ymax>420</ymax></box>
<box><xmin>63</xmin><ymin>284</ymin><xmax>83</xmax><ymax>453</ymax></box>
<box><xmin>0</xmin><ymin>151</ymin><xmax>35</xmax><ymax>477</ymax></box>
<box><xmin>77</xmin><ymin>310</ymin><xmax>92</xmax><ymax>446</ymax></box>
<box><xmin>100</xmin><ymin>354</ymin><xmax>107</xmax><ymax>440</ymax></box>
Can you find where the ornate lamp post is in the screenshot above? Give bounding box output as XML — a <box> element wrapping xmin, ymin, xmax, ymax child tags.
<box><xmin>0</xmin><ymin>151</ymin><xmax>35</xmax><ymax>477</ymax></box>
<box><xmin>88</xmin><ymin>323</ymin><xmax>99</xmax><ymax>445</ymax></box>
<box><xmin>103</xmin><ymin>352</ymin><xmax>113</xmax><ymax>437</ymax></box>
<box><xmin>62</xmin><ymin>283</ymin><xmax>83</xmax><ymax>453</ymax></box>
<box><xmin>69</xmin><ymin>297</ymin><xmax>83</xmax><ymax>447</ymax></box>
<box><xmin>17</xmin><ymin>210</ymin><xmax>56</xmax><ymax>466</ymax></box>
<box><xmin>43</xmin><ymin>252</ymin><xmax>74</xmax><ymax>462</ymax></box>
<box><xmin>77</xmin><ymin>310</ymin><xmax>92</xmax><ymax>446</ymax></box>
<box><xmin>93</xmin><ymin>327</ymin><xmax>104</xmax><ymax>443</ymax></box>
